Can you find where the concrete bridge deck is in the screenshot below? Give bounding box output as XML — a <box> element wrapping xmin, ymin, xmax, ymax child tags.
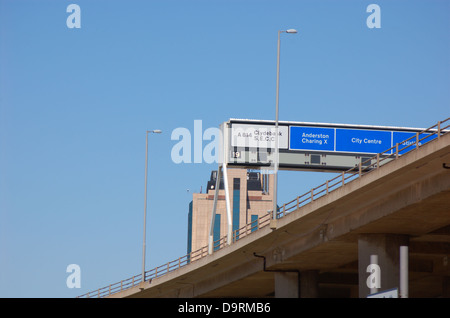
<box><xmin>111</xmin><ymin>128</ymin><xmax>450</xmax><ymax>298</ymax></box>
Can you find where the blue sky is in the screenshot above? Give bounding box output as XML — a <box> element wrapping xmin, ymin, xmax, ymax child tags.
<box><xmin>0</xmin><ymin>0</ymin><xmax>448</xmax><ymax>297</ymax></box>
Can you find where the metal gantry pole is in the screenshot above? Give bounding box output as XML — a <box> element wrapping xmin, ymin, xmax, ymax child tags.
<box><xmin>400</xmin><ymin>246</ymin><xmax>409</xmax><ymax>298</ymax></box>
<box><xmin>272</xmin><ymin>29</ymin><xmax>297</xmax><ymax>224</ymax></box>
<box><xmin>222</xmin><ymin>124</ymin><xmax>233</xmax><ymax>245</ymax></box>
<box><xmin>208</xmin><ymin>166</ymin><xmax>222</xmax><ymax>254</ymax></box>
<box><xmin>223</xmin><ymin>163</ymin><xmax>232</xmax><ymax>245</ymax></box>
<box><xmin>141</xmin><ymin>129</ymin><xmax>161</xmax><ymax>283</ymax></box>
<box><xmin>142</xmin><ymin>131</ymin><xmax>149</xmax><ymax>282</ymax></box>
<box><xmin>273</xmin><ymin>30</ymin><xmax>281</xmax><ymax>223</ymax></box>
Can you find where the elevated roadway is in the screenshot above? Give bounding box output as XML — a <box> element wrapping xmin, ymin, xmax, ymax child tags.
<box><xmin>75</xmin><ymin>119</ymin><xmax>450</xmax><ymax>298</ymax></box>
<box><xmin>107</xmin><ymin>121</ymin><xmax>450</xmax><ymax>298</ymax></box>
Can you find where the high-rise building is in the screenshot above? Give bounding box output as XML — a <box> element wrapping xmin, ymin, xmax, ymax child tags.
<box><xmin>187</xmin><ymin>168</ymin><xmax>274</xmax><ymax>258</ymax></box>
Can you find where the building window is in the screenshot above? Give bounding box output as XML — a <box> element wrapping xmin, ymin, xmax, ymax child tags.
<box><xmin>213</xmin><ymin>214</ymin><xmax>221</xmax><ymax>251</ymax></box>
<box><xmin>251</xmin><ymin>215</ymin><xmax>258</xmax><ymax>233</ymax></box>
<box><xmin>233</xmin><ymin>178</ymin><xmax>240</xmax><ymax>241</ymax></box>
<box><xmin>187</xmin><ymin>201</ymin><xmax>193</xmax><ymax>261</ymax></box>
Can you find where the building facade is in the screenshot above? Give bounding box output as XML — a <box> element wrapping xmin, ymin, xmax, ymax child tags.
<box><xmin>187</xmin><ymin>168</ymin><xmax>274</xmax><ymax>257</ymax></box>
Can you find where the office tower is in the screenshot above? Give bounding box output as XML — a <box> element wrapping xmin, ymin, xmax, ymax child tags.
<box><xmin>187</xmin><ymin>168</ymin><xmax>274</xmax><ymax>258</ymax></box>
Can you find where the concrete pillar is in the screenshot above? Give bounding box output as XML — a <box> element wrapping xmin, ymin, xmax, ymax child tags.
<box><xmin>300</xmin><ymin>270</ymin><xmax>319</xmax><ymax>298</ymax></box>
<box><xmin>274</xmin><ymin>272</ymin><xmax>299</xmax><ymax>298</ymax></box>
<box><xmin>358</xmin><ymin>234</ymin><xmax>409</xmax><ymax>298</ymax></box>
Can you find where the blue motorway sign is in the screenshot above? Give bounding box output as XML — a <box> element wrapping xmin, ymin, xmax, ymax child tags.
<box><xmin>336</xmin><ymin>128</ymin><xmax>391</xmax><ymax>154</ymax></box>
<box><xmin>393</xmin><ymin>131</ymin><xmax>437</xmax><ymax>154</ymax></box>
<box><xmin>289</xmin><ymin>126</ymin><xmax>435</xmax><ymax>155</ymax></box>
<box><xmin>289</xmin><ymin>126</ymin><xmax>334</xmax><ymax>151</ymax></box>
<box><xmin>227</xmin><ymin>119</ymin><xmax>437</xmax><ymax>172</ymax></box>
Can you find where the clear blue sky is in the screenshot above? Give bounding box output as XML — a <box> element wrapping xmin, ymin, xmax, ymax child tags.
<box><xmin>0</xmin><ymin>0</ymin><xmax>448</xmax><ymax>297</ymax></box>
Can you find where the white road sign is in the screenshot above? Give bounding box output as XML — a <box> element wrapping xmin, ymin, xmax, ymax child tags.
<box><xmin>230</xmin><ymin>124</ymin><xmax>288</xmax><ymax>149</ymax></box>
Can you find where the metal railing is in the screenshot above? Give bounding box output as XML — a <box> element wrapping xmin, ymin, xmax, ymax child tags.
<box><xmin>78</xmin><ymin>117</ymin><xmax>449</xmax><ymax>298</ymax></box>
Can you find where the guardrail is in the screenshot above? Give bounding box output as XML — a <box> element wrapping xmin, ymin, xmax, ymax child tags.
<box><xmin>78</xmin><ymin>117</ymin><xmax>449</xmax><ymax>298</ymax></box>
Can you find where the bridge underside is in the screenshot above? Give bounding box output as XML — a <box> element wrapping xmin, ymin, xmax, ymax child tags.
<box><xmin>119</xmin><ymin>133</ymin><xmax>450</xmax><ymax>298</ymax></box>
<box><xmin>198</xmin><ymin>188</ymin><xmax>450</xmax><ymax>298</ymax></box>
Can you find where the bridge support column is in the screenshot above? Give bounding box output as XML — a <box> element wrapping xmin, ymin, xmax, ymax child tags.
<box><xmin>274</xmin><ymin>272</ymin><xmax>299</xmax><ymax>298</ymax></box>
<box><xmin>300</xmin><ymin>270</ymin><xmax>319</xmax><ymax>298</ymax></box>
<box><xmin>358</xmin><ymin>234</ymin><xmax>409</xmax><ymax>298</ymax></box>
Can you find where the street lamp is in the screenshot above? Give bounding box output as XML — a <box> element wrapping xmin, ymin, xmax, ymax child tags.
<box><xmin>273</xmin><ymin>29</ymin><xmax>297</xmax><ymax>224</ymax></box>
<box><xmin>142</xmin><ymin>129</ymin><xmax>162</xmax><ymax>283</ymax></box>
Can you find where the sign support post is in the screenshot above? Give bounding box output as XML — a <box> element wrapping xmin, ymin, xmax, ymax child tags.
<box><xmin>208</xmin><ymin>165</ymin><xmax>222</xmax><ymax>255</ymax></box>
<box><xmin>208</xmin><ymin>124</ymin><xmax>233</xmax><ymax>254</ymax></box>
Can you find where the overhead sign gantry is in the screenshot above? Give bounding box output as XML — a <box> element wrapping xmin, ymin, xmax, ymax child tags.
<box><xmin>225</xmin><ymin>119</ymin><xmax>435</xmax><ymax>171</ymax></box>
<box><xmin>208</xmin><ymin>118</ymin><xmax>436</xmax><ymax>254</ymax></box>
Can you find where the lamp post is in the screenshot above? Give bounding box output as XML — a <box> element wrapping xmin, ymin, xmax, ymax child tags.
<box><xmin>273</xmin><ymin>29</ymin><xmax>297</xmax><ymax>223</ymax></box>
<box><xmin>142</xmin><ymin>129</ymin><xmax>162</xmax><ymax>283</ymax></box>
